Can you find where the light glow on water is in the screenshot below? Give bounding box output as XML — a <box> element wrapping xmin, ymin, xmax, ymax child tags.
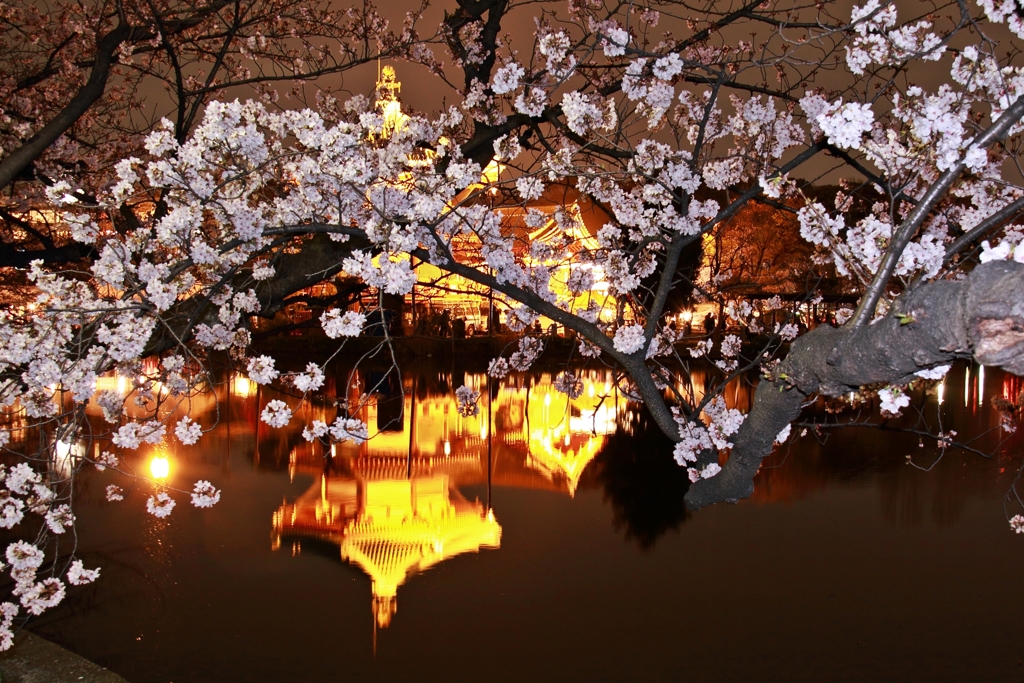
<box><xmin>978</xmin><ymin>364</ymin><xmax>985</xmax><ymax>408</ymax></box>
<box><xmin>149</xmin><ymin>455</ymin><xmax>170</xmax><ymax>480</ymax></box>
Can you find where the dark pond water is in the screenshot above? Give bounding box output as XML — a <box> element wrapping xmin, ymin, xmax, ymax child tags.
<box><xmin>25</xmin><ymin>363</ymin><xmax>1024</xmax><ymax>682</ymax></box>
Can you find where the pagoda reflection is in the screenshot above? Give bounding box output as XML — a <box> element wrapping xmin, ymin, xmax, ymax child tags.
<box><xmin>269</xmin><ymin>369</ymin><xmax>632</xmax><ymax>627</ymax></box>
<box><xmin>328</xmin><ymin>371</ymin><xmax>631</xmax><ymax>496</ymax></box>
<box><xmin>272</xmin><ymin>470</ymin><xmax>499</xmax><ymax>628</ymax></box>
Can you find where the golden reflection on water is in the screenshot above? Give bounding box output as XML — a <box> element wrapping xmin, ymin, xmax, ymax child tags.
<box><xmin>270</xmin><ymin>369</ymin><xmax>649</xmax><ymax>628</ymax></box>
<box><xmin>233</xmin><ymin>374</ymin><xmax>255</xmax><ymax>398</ymax></box>
<box><xmin>272</xmin><ymin>473</ymin><xmax>500</xmax><ymax>628</ymax></box>
<box><xmin>81</xmin><ymin>364</ymin><xmax>754</xmax><ymax>628</ymax></box>
<box><xmin>149</xmin><ymin>453</ymin><xmax>170</xmax><ymax>480</ymax></box>
<box><xmin>73</xmin><ymin>360</ymin><xmax>1024</xmax><ymax>634</ymax></box>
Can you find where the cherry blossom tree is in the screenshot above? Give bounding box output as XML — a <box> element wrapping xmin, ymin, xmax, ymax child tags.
<box><xmin>4</xmin><ymin>0</ymin><xmax>1024</xmax><ymax>642</ymax></box>
<box><xmin>0</xmin><ymin>0</ymin><xmax>438</xmax><ymax>266</ymax></box>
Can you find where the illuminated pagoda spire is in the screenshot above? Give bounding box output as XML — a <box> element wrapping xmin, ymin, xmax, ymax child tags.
<box><xmin>373</xmin><ymin>64</ymin><xmax>408</xmax><ymax>140</ymax></box>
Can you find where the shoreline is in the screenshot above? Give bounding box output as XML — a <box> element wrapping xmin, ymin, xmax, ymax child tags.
<box><xmin>0</xmin><ymin>631</ymin><xmax>129</xmax><ymax>683</ymax></box>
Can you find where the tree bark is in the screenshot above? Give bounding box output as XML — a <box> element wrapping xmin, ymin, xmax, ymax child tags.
<box><xmin>143</xmin><ymin>233</ymin><xmax>369</xmax><ymax>355</ymax></box>
<box><xmin>685</xmin><ymin>260</ymin><xmax>1024</xmax><ymax>509</ymax></box>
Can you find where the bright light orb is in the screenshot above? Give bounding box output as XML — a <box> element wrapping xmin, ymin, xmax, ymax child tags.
<box><xmin>150</xmin><ymin>455</ymin><xmax>170</xmax><ymax>480</ymax></box>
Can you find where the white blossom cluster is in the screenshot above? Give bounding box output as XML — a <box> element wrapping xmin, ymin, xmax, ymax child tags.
<box><xmin>321</xmin><ymin>310</ymin><xmax>366</xmax><ymax>338</ymax></box>
<box><xmin>792</xmin><ymin>3</ymin><xmax>1024</xmax><ymax>287</ymax></box>
<box><xmin>260</xmin><ymin>400</ymin><xmax>292</xmax><ymax>428</ymax></box>
<box><xmin>914</xmin><ymin>365</ymin><xmax>951</xmax><ymax>381</ymax></box>
<box><xmin>670</xmin><ymin>396</ymin><xmax>742</xmax><ymax>483</ymax></box>
<box><xmin>455</xmin><ymin>385</ymin><xmax>481</xmax><ymax>417</ymax></box>
<box><xmin>0</xmin><ymin>511</ymin><xmax>100</xmax><ymax>645</ymax></box>
<box><xmin>301</xmin><ymin>416</ymin><xmax>370</xmax><ymax>446</ymax></box>
<box><xmin>613</xmin><ymin>324</ymin><xmax>645</xmax><ymax>355</ymax></box>
<box><xmin>147</xmin><ymin>492</ymin><xmax>176</xmax><ymax>518</ymax></box>
<box><xmin>191</xmin><ymin>481</ymin><xmax>222</xmax><ymax>508</ymax></box>
<box><xmin>553</xmin><ymin>371</ymin><xmax>584</xmax><ymax>399</ymax></box>
<box><xmin>704</xmin><ymin>397</ymin><xmax>745</xmax><ymax>451</ymax></box>
<box><xmin>878</xmin><ymin>387</ymin><xmax>911</xmax><ymax>416</ymax></box>
<box><xmin>845</xmin><ymin>1</ymin><xmax>943</xmax><ymax>77</ymax></box>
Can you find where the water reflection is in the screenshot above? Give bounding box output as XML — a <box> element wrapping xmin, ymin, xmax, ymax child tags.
<box><xmin>75</xmin><ymin>361</ymin><xmax>1021</xmax><ymax>629</ymax></box>
<box><xmin>594</xmin><ymin>409</ymin><xmax>692</xmax><ymax>549</ymax></box>
<box><xmin>33</xmin><ymin>361</ymin><xmax>1024</xmax><ymax>683</ymax></box>
<box><xmin>272</xmin><ymin>472</ymin><xmax>499</xmax><ymax>628</ymax></box>
<box><xmin>266</xmin><ymin>368</ymin><xmax>638</xmax><ymax>627</ymax></box>
<box><xmin>149</xmin><ymin>451</ymin><xmax>170</xmax><ymax>480</ymax></box>
<box><xmin>752</xmin><ymin>364</ymin><xmax>1023</xmax><ymax>525</ymax></box>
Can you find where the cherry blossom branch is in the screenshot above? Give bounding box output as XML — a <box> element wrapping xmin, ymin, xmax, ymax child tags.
<box><xmin>0</xmin><ymin>22</ymin><xmax>131</xmax><ymax>192</ymax></box>
<box><xmin>851</xmin><ymin>94</ymin><xmax>1024</xmax><ymax>327</ymax></box>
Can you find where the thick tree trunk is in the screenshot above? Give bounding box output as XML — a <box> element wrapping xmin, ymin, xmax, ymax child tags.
<box><xmin>685</xmin><ymin>261</ymin><xmax>1024</xmax><ymax>510</ymax></box>
<box><xmin>143</xmin><ymin>233</ymin><xmax>368</xmax><ymax>355</ymax></box>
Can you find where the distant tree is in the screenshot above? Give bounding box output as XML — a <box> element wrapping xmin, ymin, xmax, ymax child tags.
<box><xmin>700</xmin><ymin>195</ymin><xmax>828</xmax><ymax>299</ymax></box>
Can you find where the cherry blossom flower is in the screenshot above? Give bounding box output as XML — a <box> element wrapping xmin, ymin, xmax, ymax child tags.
<box><xmin>112</xmin><ymin>421</ymin><xmax>166</xmax><ymax>450</ymax></box>
<box><xmin>175</xmin><ymin>416</ymin><xmax>203</xmax><ymax>445</ymax></box>
<box><xmin>700</xmin><ymin>463</ymin><xmax>722</xmax><ymax>479</ymax></box>
<box><xmin>778</xmin><ymin>324</ymin><xmax>800</xmax><ymax>341</ymax></box>
<box><xmin>260</xmin><ymin>400</ymin><xmax>292</xmax><ymax>428</ymax></box>
<box><xmin>146</xmin><ymin>492</ymin><xmax>176</xmax><ymax>519</ymax></box>
<box><xmin>689</xmin><ymin>339</ymin><xmax>713</xmax><ymax>358</ymax></box>
<box><xmin>487</xmin><ymin>357</ymin><xmax>510</xmax><ymax>379</ymax></box>
<box><xmin>190</xmin><ymin>481</ymin><xmax>221</xmax><ymax>508</ymax></box>
<box><xmin>673</xmin><ymin>420</ymin><xmax>713</xmax><ymax>466</ymax></box>
<box><xmin>6</xmin><ymin>464</ymin><xmax>40</xmax><ymax>495</ymax></box>
<box><xmin>914</xmin><ymin>365</ymin><xmax>951</xmax><ymax>380</ymax></box>
<box><xmin>721</xmin><ymin>335</ymin><xmax>742</xmax><ymax>358</ymax></box>
<box><xmin>329</xmin><ymin>418</ymin><xmax>369</xmax><ymax>445</ymax></box>
<box><xmin>67</xmin><ymin>561</ymin><xmax>100</xmax><ymax>586</ymax></box>
<box><xmin>491</xmin><ymin>62</ymin><xmax>524</xmax><ymax>94</ymax></box>
<box><xmin>0</xmin><ymin>494</ymin><xmax>24</xmax><ymax>530</ymax></box>
<box><xmin>321</xmin><ymin>310</ymin><xmax>365</xmax><ymax>338</ymax></box>
<box><xmin>44</xmin><ymin>505</ymin><xmax>74</xmax><ymax>534</ymax></box>
<box><xmin>455</xmin><ymin>386</ymin><xmax>481</xmax><ymax>417</ymax></box>
<box><xmin>292</xmin><ymin>363</ymin><xmax>325</xmax><ymax>393</ymax></box>
<box><xmin>590</xmin><ymin>19</ymin><xmax>628</xmax><ymax>57</ymax></box>
<box><xmin>553</xmin><ymin>372</ymin><xmax>584</xmax><ymax>399</ymax></box>
<box><xmin>247</xmin><ymin>356</ymin><xmax>279</xmax><ymax>384</ymax></box>
<box><xmin>878</xmin><ymin>387</ymin><xmax>910</xmax><ymax>416</ymax></box>
<box><xmin>302</xmin><ymin>420</ymin><xmax>329</xmax><ymax>442</ymax></box>
<box><xmin>775</xmin><ymin>424</ymin><xmax>792</xmax><ymax>445</ymax></box>
<box><xmin>705</xmin><ymin>397</ymin><xmax>745</xmax><ymax>450</ymax></box>
<box><xmin>93</xmin><ymin>450</ymin><xmax>119</xmax><ymax>471</ymax></box>
<box><xmin>20</xmin><ymin>578</ymin><xmax>65</xmax><ymax>615</ymax></box>
<box><xmin>6</xmin><ymin>542</ymin><xmax>42</xmax><ymax>573</ymax></box>
<box><xmin>509</xmin><ymin>336</ymin><xmax>544</xmax><ymax>370</ymax></box>
<box><xmin>613</xmin><ymin>324</ymin><xmax>645</xmax><ymax>355</ymax></box>
<box><xmin>817</xmin><ymin>101</ymin><xmax>874</xmax><ymax>150</ymax></box>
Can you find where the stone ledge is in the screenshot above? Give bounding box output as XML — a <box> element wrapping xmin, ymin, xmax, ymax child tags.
<box><xmin>0</xmin><ymin>632</ymin><xmax>128</xmax><ymax>683</ymax></box>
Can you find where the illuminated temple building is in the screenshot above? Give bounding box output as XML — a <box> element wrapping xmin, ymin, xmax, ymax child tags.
<box><xmin>247</xmin><ymin>65</ymin><xmax>621</xmax><ymax>337</ymax></box>
<box><xmin>373</xmin><ymin>66</ymin><xmax>617</xmax><ymax>330</ymax></box>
